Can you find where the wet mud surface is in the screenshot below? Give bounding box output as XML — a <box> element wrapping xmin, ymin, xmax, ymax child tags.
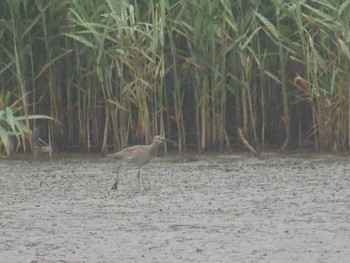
<box><xmin>1</xmin><ymin>152</ymin><xmax>350</xmax><ymax>262</ymax></box>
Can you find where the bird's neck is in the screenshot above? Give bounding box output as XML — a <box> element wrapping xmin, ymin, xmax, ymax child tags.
<box><xmin>149</xmin><ymin>142</ymin><xmax>161</xmax><ymax>153</ymax></box>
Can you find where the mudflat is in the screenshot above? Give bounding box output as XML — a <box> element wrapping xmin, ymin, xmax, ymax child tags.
<box><xmin>1</xmin><ymin>153</ymin><xmax>349</xmax><ymax>262</ymax></box>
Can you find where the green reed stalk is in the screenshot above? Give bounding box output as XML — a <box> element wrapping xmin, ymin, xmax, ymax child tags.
<box><xmin>1</xmin><ymin>0</ymin><xmax>349</xmax><ymax>154</ymax></box>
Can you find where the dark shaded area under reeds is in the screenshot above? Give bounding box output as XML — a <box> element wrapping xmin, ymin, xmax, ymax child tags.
<box><xmin>1</xmin><ymin>0</ymin><xmax>349</xmax><ymax>155</ymax></box>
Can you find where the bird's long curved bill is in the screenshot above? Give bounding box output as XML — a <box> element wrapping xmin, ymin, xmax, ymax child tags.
<box><xmin>163</xmin><ymin>138</ymin><xmax>179</xmax><ymax>147</ymax></box>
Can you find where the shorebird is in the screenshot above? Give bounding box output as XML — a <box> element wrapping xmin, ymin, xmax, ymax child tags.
<box><xmin>107</xmin><ymin>135</ymin><xmax>177</xmax><ymax>190</ymax></box>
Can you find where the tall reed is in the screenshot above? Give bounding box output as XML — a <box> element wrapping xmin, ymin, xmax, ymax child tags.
<box><xmin>0</xmin><ymin>0</ymin><xmax>349</xmax><ymax>154</ymax></box>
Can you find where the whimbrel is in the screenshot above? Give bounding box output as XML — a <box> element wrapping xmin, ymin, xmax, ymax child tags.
<box><xmin>107</xmin><ymin>135</ymin><xmax>177</xmax><ymax>190</ymax></box>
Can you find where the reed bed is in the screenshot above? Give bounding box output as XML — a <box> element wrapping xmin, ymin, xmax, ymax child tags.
<box><xmin>0</xmin><ymin>0</ymin><xmax>349</xmax><ymax>155</ymax></box>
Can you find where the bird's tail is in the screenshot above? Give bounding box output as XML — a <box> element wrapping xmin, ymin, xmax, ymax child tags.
<box><xmin>105</xmin><ymin>152</ymin><xmax>121</xmax><ymax>159</ymax></box>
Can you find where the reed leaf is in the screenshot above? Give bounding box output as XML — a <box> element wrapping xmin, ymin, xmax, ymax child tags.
<box><xmin>0</xmin><ymin>0</ymin><xmax>349</xmax><ymax>154</ymax></box>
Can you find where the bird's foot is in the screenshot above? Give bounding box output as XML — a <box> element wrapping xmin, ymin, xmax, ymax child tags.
<box><xmin>111</xmin><ymin>181</ymin><xmax>118</xmax><ymax>190</ymax></box>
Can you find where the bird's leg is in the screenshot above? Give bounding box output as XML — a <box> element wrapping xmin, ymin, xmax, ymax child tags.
<box><xmin>111</xmin><ymin>164</ymin><xmax>121</xmax><ymax>190</ymax></box>
<box><xmin>137</xmin><ymin>168</ymin><xmax>143</xmax><ymax>190</ymax></box>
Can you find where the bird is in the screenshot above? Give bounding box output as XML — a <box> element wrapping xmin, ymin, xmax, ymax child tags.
<box><xmin>107</xmin><ymin>135</ymin><xmax>177</xmax><ymax>190</ymax></box>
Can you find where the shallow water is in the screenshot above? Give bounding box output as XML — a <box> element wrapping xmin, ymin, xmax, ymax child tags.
<box><xmin>1</xmin><ymin>153</ymin><xmax>350</xmax><ymax>262</ymax></box>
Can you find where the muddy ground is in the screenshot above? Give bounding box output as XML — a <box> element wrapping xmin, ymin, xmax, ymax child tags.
<box><xmin>0</xmin><ymin>152</ymin><xmax>349</xmax><ymax>262</ymax></box>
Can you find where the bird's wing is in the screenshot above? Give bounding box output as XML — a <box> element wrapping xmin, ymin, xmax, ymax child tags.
<box><xmin>119</xmin><ymin>146</ymin><xmax>148</xmax><ymax>161</ymax></box>
<box><xmin>108</xmin><ymin>145</ymin><xmax>148</xmax><ymax>161</ymax></box>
